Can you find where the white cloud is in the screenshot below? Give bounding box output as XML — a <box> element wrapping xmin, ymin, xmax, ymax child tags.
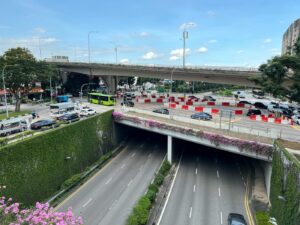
<box><xmin>34</xmin><ymin>27</ymin><xmax>46</xmax><ymax>34</ymax></box>
<box><xmin>120</xmin><ymin>58</ymin><xmax>130</xmax><ymax>64</ymax></box>
<box><xmin>236</xmin><ymin>50</ymin><xmax>244</xmax><ymax>54</ymax></box>
<box><xmin>169</xmin><ymin>48</ymin><xmax>190</xmax><ymax>60</ymax></box>
<box><xmin>197</xmin><ymin>47</ymin><xmax>208</xmax><ymax>53</ymax></box>
<box><xmin>142</xmin><ymin>51</ymin><xmax>158</xmax><ymax>60</ymax></box>
<box><xmin>263</xmin><ymin>38</ymin><xmax>272</xmax><ymax>43</ymax></box>
<box><xmin>139</xmin><ymin>32</ymin><xmax>149</xmax><ymax>37</ymax></box>
<box><xmin>179</xmin><ymin>22</ymin><xmax>197</xmax><ymax>30</ymax></box>
<box><xmin>207</xmin><ymin>10</ymin><xmax>215</xmax><ymax>16</ymax></box>
<box><xmin>208</xmin><ymin>39</ymin><xmax>217</xmax><ymax>44</ymax></box>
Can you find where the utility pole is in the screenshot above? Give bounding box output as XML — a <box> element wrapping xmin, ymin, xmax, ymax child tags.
<box><xmin>182</xmin><ymin>30</ymin><xmax>188</xmax><ymax>68</ymax></box>
<box><xmin>114</xmin><ymin>47</ymin><xmax>118</xmax><ymax>64</ymax></box>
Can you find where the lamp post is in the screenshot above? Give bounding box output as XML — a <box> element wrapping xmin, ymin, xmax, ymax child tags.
<box><xmin>114</xmin><ymin>47</ymin><xmax>118</xmax><ymax>64</ymax></box>
<box><xmin>182</xmin><ymin>30</ymin><xmax>188</xmax><ymax>68</ymax></box>
<box><xmin>88</xmin><ymin>31</ymin><xmax>98</xmax><ymax>63</ymax></box>
<box><xmin>1</xmin><ymin>64</ymin><xmax>17</xmax><ymax>118</ymax></box>
<box><xmin>80</xmin><ymin>82</ymin><xmax>96</xmax><ymax>103</ymax></box>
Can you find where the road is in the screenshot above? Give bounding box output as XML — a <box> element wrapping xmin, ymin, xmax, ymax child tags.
<box><xmin>56</xmin><ymin>137</ymin><xmax>166</xmax><ymax>225</ymax></box>
<box><xmin>159</xmin><ymin>146</ymin><xmax>248</xmax><ymax>225</ymax></box>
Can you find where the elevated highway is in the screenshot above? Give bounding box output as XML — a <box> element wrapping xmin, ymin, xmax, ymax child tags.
<box><xmin>53</xmin><ymin>62</ymin><xmax>261</xmax><ymax>93</ymax></box>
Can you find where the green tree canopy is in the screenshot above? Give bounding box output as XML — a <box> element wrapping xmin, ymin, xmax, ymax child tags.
<box><xmin>254</xmin><ymin>37</ymin><xmax>300</xmax><ymax>103</ymax></box>
<box><xmin>0</xmin><ymin>47</ymin><xmax>58</xmax><ymax>112</ymax></box>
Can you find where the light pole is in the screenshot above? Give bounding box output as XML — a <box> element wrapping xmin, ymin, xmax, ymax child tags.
<box><xmin>88</xmin><ymin>31</ymin><xmax>98</xmax><ymax>63</ymax></box>
<box><xmin>182</xmin><ymin>30</ymin><xmax>188</xmax><ymax>68</ymax></box>
<box><xmin>80</xmin><ymin>82</ymin><xmax>96</xmax><ymax>103</ymax></box>
<box><xmin>1</xmin><ymin>64</ymin><xmax>17</xmax><ymax>118</ymax></box>
<box><xmin>114</xmin><ymin>47</ymin><xmax>118</xmax><ymax>64</ymax></box>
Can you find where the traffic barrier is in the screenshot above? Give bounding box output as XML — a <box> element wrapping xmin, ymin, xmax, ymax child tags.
<box><xmin>234</xmin><ymin>110</ymin><xmax>243</xmax><ymax>115</ymax></box>
<box><xmin>207</xmin><ymin>101</ymin><xmax>215</xmax><ymax>106</ymax></box>
<box><xmin>250</xmin><ymin>115</ymin><xmax>292</xmax><ymax>125</ymax></box>
<box><xmin>136</xmin><ymin>98</ymin><xmax>168</xmax><ymax>103</ymax></box>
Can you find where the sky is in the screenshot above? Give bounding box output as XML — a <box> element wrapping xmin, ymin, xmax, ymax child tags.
<box><xmin>0</xmin><ymin>0</ymin><xmax>299</xmax><ymax>68</ymax></box>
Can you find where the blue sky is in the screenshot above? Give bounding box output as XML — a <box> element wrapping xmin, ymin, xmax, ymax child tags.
<box><xmin>0</xmin><ymin>0</ymin><xmax>299</xmax><ymax>67</ymax></box>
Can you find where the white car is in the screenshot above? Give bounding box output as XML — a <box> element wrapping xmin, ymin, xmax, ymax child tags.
<box><xmin>79</xmin><ymin>108</ymin><xmax>96</xmax><ymax>117</ymax></box>
<box><xmin>292</xmin><ymin>115</ymin><xmax>300</xmax><ymax>125</ymax></box>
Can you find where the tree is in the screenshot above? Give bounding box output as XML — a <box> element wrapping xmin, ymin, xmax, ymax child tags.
<box><xmin>254</xmin><ymin>37</ymin><xmax>300</xmax><ymax>103</ymax></box>
<box><xmin>0</xmin><ymin>47</ymin><xmax>58</xmax><ymax>112</ymax></box>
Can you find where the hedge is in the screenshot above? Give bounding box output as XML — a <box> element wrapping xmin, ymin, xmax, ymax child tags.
<box><xmin>0</xmin><ymin>110</ymin><xmax>114</xmax><ymax>206</ymax></box>
<box><xmin>126</xmin><ymin>160</ymin><xmax>171</xmax><ymax>225</ymax></box>
<box><xmin>269</xmin><ymin>141</ymin><xmax>300</xmax><ymax>225</ymax></box>
<box><xmin>256</xmin><ymin>211</ymin><xmax>272</xmax><ymax>225</ymax></box>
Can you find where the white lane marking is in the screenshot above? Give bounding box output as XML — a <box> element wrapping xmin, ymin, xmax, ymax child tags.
<box><xmin>131</xmin><ymin>153</ymin><xmax>136</xmax><ymax>157</ymax></box>
<box><xmin>193</xmin><ymin>184</ymin><xmax>196</xmax><ymax>193</ymax></box>
<box><xmin>220</xmin><ymin>211</ymin><xmax>223</xmax><ymax>224</ymax></box>
<box><xmin>195</xmin><ymin>168</ymin><xmax>198</xmax><ymax>175</ymax></box>
<box><xmin>121</xmin><ymin>163</ymin><xmax>126</xmax><ymax>169</ymax></box>
<box><xmin>189</xmin><ymin>207</ymin><xmax>193</xmax><ymax>219</ymax></box>
<box><xmin>128</xmin><ymin>179</ymin><xmax>133</xmax><ymax>186</ymax></box>
<box><xmin>217</xmin><ymin>170</ymin><xmax>220</xmax><ymax>178</ymax></box>
<box><xmin>218</xmin><ymin>187</ymin><xmax>221</xmax><ymax>197</ymax></box>
<box><xmin>82</xmin><ymin>198</ymin><xmax>92</xmax><ymax>208</ymax></box>
<box><xmin>157</xmin><ymin>153</ymin><xmax>183</xmax><ymax>225</ymax></box>
<box><xmin>105</xmin><ymin>177</ymin><xmax>112</xmax><ymax>185</ymax></box>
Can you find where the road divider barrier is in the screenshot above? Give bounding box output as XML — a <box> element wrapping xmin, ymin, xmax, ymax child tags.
<box><xmin>164</xmin><ymin>103</ymin><xmax>245</xmax><ymax>115</ymax></box>
<box><xmin>249</xmin><ymin>115</ymin><xmax>293</xmax><ymax>125</ymax></box>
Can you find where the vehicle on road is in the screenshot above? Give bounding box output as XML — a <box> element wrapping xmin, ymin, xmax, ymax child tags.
<box><xmin>89</xmin><ymin>93</ymin><xmax>116</xmax><ymax>106</ymax></box>
<box><xmin>188</xmin><ymin>95</ymin><xmax>199</xmax><ymax>100</ymax></box>
<box><xmin>0</xmin><ymin>118</ymin><xmax>28</xmax><ymax>136</ymax></box>
<box><xmin>292</xmin><ymin>115</ymin><xmax>300</xmax><ymax>125</ymax></box>
<box><xmin>191</xmin><ymin>112</ymin><xmax>212</xmax><ymax>120</ymax></box>
<box><xmin>239</xmin><ymin>100</ymin><xmax>252</xmax><ymax>105</ymax></box>
<box><xmin>228</xmin><ymin>213</ymin><xmax>247</xmax><ymax>225</ymax></box>
<box><xmin>152</xmin><ymin>108</ymin><xmax>169</xmax><ymax>115</ymax></box>
<box><xmin>50</xmin><ymin>102</ymin><xmax>75</xmax><ymax>119</ymax></box>
<box><xmin>125</xmin><ymin>92</ymin><xmax>136</xmax><ymax>100</ymax></box>
<box><xmin>79</xmin><ymin>108</ymin><xmax>96</xmax><ymax>117</ymax></box>
<box><xmin>121</xmin><ymin>100</ymin><xmax>135</xmax><ymax>107</ymax></box>
<box><xmin>58</xmin><ymin>113</ymin><xmax>80</xmax><ymax>123</ymax></box>
<box><xmin>30</xmin><ymin>120</ymin><xmax>56</xmax><ymax>130</ymax></box>
<box><xmin>253</xmin><ymin>102</ymin><xmax>267</xmax><ymax>109</ymax></box>
<box><xmin>246</xmin><ymin>108</ymin><xmax>261</xmax><ymax>116</ymax></box>
<box><xmin>203</xmin><ymin>96</ymin><xmax>216</xmax><ymax>101</ymax></box>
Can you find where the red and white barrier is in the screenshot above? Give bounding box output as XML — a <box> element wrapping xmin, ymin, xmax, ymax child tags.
<box><xmin>165</xmin><ymin>103</ymin><xmax>245</xmax><ymax>115</ymax></box>
<box><xmin>249</xmin><ymin>115</ymin><xmax>292</xmax><ymax>125</ymax></box>
<box><xmin>136</xmin><ymin>98</ymin><xmax>168</xmax><ymax>103</ymax></box>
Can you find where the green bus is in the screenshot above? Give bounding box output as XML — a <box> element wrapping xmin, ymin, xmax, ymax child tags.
<box><xmin>88</xmin><ymin>93</ymin><xmax>116</xmax><ymax>106</ymax></box>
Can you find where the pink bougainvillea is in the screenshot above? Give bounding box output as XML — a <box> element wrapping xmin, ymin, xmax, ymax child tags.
<box><xmin>112</xmin><ymin>112</ymin><xmax>273</xmax><ymax>158</ymax></box>
<box><xmin>0</xmin><ymin>196</ymin><xmax>83</xmax><ymax>225</ymax></box>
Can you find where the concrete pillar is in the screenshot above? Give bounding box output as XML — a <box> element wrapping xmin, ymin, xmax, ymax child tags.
<box><xmin>101</xmin><ymin>76</ymin><xmax>117</xmax><ymax>94</ymax></box>
<box><xmin>262</xmin><ymin>162</ymin><xmax>273</xmax><ymax>198</ymax></box>
<box><xmin>167</xmin><ymin>135</ymin><xmax>173</xmax><ymax>164</ymax></box>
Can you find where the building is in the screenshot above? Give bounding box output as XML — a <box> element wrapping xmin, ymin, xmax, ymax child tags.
<box><xmin>282</xmin><ymin>18</ymin><xmax>300</xmax><ymax>55</ymax></box>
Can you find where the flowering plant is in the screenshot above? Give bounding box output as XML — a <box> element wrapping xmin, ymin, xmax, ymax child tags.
<box><xmin>0</xmin><ymin>196</ymin><xmax>83</xmax><ymax>225</ymax></box>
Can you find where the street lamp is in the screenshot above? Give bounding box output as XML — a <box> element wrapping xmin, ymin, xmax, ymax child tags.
<box><xmin>182</xmin><ymin>30</ymin><xmax>188</xmax><ymax>68</ymax></box>
<box><xmin>88</xmin><ymin>31</ymin><xmax>98</xmax><ymax>63</ymax></box>
<box><xmin>1</xmin><ymin>64</ymin><xmax>18</xmax><ymax>118</ymax></box>
<box><xmin>80</xmin><ymin>82</ymin><xmax>96</xmax><ymax>103</ymax></box>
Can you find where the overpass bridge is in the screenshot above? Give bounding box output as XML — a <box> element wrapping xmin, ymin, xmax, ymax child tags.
<box><xmin>53</xmin><ymin>62</ymin><xmax>261</xmax><ymax>94</ymax></box>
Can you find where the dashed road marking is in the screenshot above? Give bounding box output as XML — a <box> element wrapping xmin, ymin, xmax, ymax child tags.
<box><xmin>121</xmin><ymin>163</ymin><xmax>126</xmax><ymax>169</ymax></box>
<box><xmin>217</xmin><ymin>170</ymin><xmax>220</xmax><ymax>178</ymax></box>
<box><xmin>105</xmin><ymin>177</ymin><xmax>112</xmax><ymax>185</ymax></box>
<box><xmin>193</xmin><ymin>184</ymin><xmax>196</xmax><ymax>193</ymax></box>
<box><xmin>189</xmin><ymin>207</ymin><xmax>193</xmax><ymax>219</ymax></box>
<box><xmin>131</xmin><ymin>153</ymin><xmax>136</xmax><ymax>157</ymax></box>
<box><xmin>218</xmin><ymin>187</ymin><xmax>221</xmax><ymax>197</ymax></box>
<box><xmin>220</xmin><ymin>211</ymin><xmax>223</xmax><ymax>224</ymax></box>
<box><xmin>128</xmin><ymin>179</ymin><xmax>133</xmax><ymax>187</ymax></box>
<box><xmin>195</xmin><ymin>168</ymin><xmax>198</xmax><ymax>175</ymax></box>
<box><xmin>82</xmin><ymin>198</ymin><xmax>92</xmax><ymax>208</ymax></box>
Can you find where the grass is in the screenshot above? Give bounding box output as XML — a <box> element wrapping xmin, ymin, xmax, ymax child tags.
<box><xmin>0</xmin><ymin>110</ymin><xmax>31</xmax><ymax>120</ymax></box>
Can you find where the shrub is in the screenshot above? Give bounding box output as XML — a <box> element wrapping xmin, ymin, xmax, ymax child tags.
<box><xmin>256</xmin><ymin>211</ymin><xmax>271</xmax><ymax>225</ymax></box>
<box><xmin>148</xmin><ymin>183</ymin><xmax>158</xmax><ymax>193</ymax></box>
<box><xmin>61</xmin><ymin>173</ymin><xmax>82</xmax><ymax>189</ymax></box>
<box><xmin>153</xmin><ymin>173</ymin><xmax>165</xmax><ymax>186</ymax></box>
<box><xmin>146</xmin><ymin>189</ymin><xmax>156</xmax><ymax>203</ymax></box>
<box><xmin>159</xmin><ymin>160</ymin><xmax>171</xmax><ymax>176</ymax></box>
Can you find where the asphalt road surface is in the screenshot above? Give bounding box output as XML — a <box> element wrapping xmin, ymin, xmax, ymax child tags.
<box><xmin>159</xmin><ymin>146</ymin><xmax>248</xmax><ymax>225</ymax></box>
<box><xmin>56</xmin><ymin>137</ymin><xmax>166</xmax><ymax>225</ymax></box>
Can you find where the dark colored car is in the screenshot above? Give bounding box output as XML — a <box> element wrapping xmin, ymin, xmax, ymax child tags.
<box><xmin>203</xmin><ymin>96</ymin><xmax>216</xmax><ymax>101</ymax></box>
<box><xmin>188</xmin><ymin>95</ymin><xmax>199</xmax><ymax>100</ymax></box>
<box><xmin>191</xmin><ymin>112</ymin><xmax>212</xmax><ymax>120</ymax></box>
<box><xmin>59</xmin><ymin>113</ymin><xmax>80</xmax><ymax>122</ymax></box>
<box><xmin>281</xmin><ymin>109</ymin><xmax>293</xmax><ymax>118</ymax></box>
<box><xmin>253</xmin><ymin>102</ymin><xmax>267</xmax><ymax>109</ymax></box>
<box><xmin>228</xmin><ymin>213</ymin><xmax>247</xmax><ymax>225</ymax></box>
<box><xmin>153</xmin><ymin>108</ymin><xmax>169</xmax><ymax>115</ymax></box>
<box><xmin>246</xmin><ymin>109</ymin><xmax>261</xmax><ymax>116</ymax></box>
<box><xmin>121</xmin><ymin>100</ymin><xmax>135</xmax><ymax>107</ymax></box>
<box><xmin>30</xmin><ymin>120</ymin><xmax>56</xmax><ymax>130</ymax></box>
<box><xmin>239</xmin><ymin>100</ymin><xmax>251</xmax><ymax>105</ymax></box>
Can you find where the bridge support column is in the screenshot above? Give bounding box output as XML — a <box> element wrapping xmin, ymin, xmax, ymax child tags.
<box><xmin>102</xmin><ymin>75</ymin><xmax>117</xmax><ymax>94</ymax></box>
<box><xmin>262</xmin><ymin>162</ymin><xmax>272</xmax><ymax>198</ymax></box>
<box><xmin>167</xmin><ymin>135</ymin><xmax>173</xmax><ymax>164</ymax></box>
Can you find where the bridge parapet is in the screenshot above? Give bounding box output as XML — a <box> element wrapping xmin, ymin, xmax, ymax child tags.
<box><xmin>113</xmin><ymin>111</ymin><xmax>273</xmax><ymax>162</ymax></box>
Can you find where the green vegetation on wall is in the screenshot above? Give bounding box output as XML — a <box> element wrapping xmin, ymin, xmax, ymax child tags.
<box><xmin>0</xmin><ymin>110</ymin><xmax>114</xmax><ymax>206</ymax></box>
<box><xmin>269</xmin><ymin>141</ymin><xmax>300</xmax><ymax>225</ymax></box>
